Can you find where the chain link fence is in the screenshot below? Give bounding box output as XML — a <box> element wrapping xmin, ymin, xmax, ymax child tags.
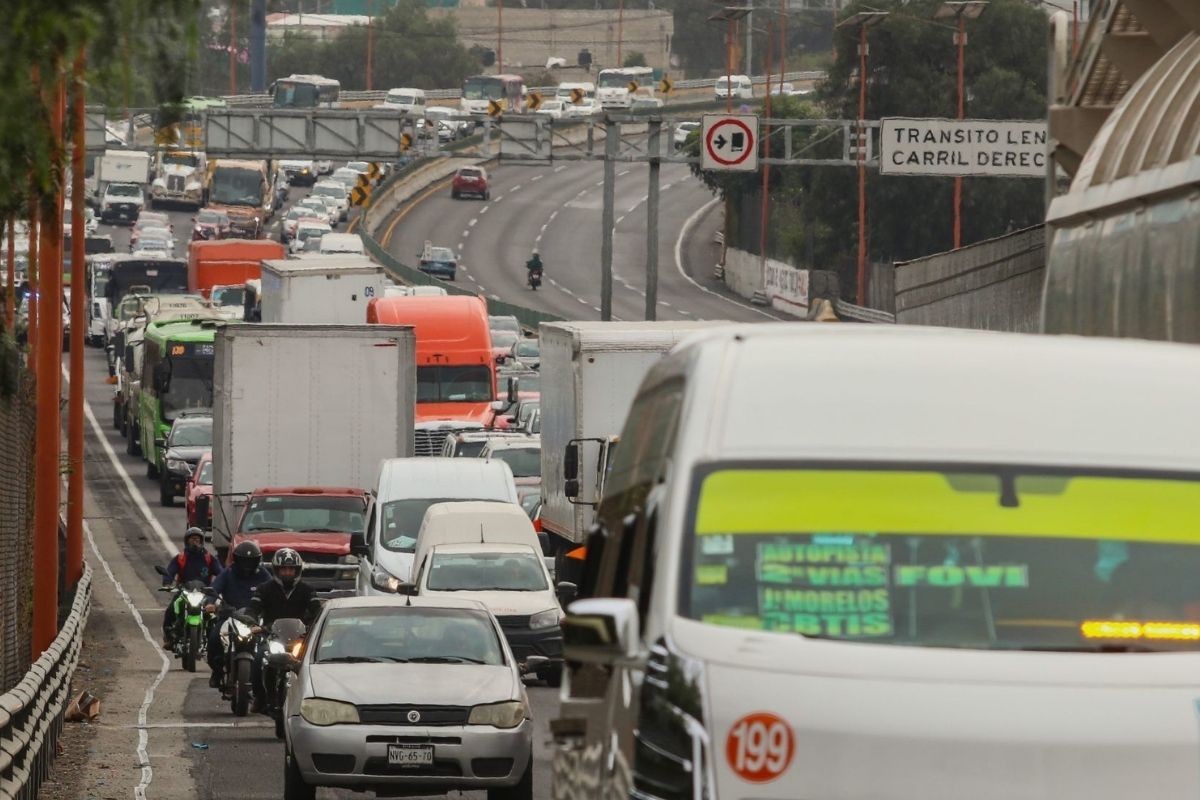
<box><xmin>0</xmin><ymin>338</ymin><xmax>35</xmax><ymax>695</ymax></box>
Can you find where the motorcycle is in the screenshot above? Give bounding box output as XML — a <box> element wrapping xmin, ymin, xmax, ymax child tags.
<box><xmin>260</xmin><ymin>617</ymin><xmax>307</xmax><ymax>739</ymax></box>
<box><xmin>528</xmin><ymin>267</ymin><xmax>543</xmax><ymax>291</ymax></box>
<box><xmin>155</xmin><ymin>567</ymin><xmax>215</xmax><ymax>673</ymax></box>
<box><xmin>218</xmin><ymin>609</ymin><xmax>261</xmax><ymax>717</ymax></box>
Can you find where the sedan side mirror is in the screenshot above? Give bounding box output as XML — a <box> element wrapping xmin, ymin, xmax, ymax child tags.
<box><xmin>562</xmin><ymin>597</ymin><xmax>639</xmax><ymax>664</ymax></box>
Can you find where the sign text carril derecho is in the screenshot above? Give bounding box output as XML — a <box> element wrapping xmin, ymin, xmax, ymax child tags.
<box><xmin>880</xmin><ymin>118</ymin><xmax>1048</xmax><ymax>178</ymax></box>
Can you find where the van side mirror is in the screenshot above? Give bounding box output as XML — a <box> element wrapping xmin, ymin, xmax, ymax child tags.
<box><xmin>564</xmin><ymin>479</ymin><xmax>580</xmax><ymax>501</ymax></box>
<box><xmin>564</xmin><ymin>442</ymin><xmax>579</xmax><ymax>481</ymax></box>
<box><xmin>507</xmin><ymin>378</ymin><xmax>518</xmax><ymax>404</ymax></box>
<box><xmin>562</xmin><ymin>597</ymin><xmax>639</xmax><ymax>664</ymax></box>
<box><xmin>349</xmin><ymin>530</ymin><xmax>369</xmax><ymax>557</ymax></box>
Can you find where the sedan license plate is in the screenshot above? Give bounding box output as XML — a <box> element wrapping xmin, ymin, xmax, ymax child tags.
<box><xmin>388</xmin><ymin>745</ymin><xmax>433</xmax><ymax>766</ymax></box>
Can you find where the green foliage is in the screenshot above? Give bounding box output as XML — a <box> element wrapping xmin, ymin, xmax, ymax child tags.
<box><xmin>693</xmin><ymin>0</ymin><xmax>1049</xmax><ymax>293</ymax></box>
<box><xmin>266</xmin><ymin>0</ymin><xmax>478</xmax><ymax>91</ymax></box>
<box><xmin>622</xmin><ymin>51</ymin><xmax>647</xmax><ymax>68</ymax></box>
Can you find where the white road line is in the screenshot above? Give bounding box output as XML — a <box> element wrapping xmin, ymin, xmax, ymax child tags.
<box><xmin>618</xmin><ymin>170</ymin><xmax>630</xmax><ymax>177</ymax></box>
<box><xmin>511</xmin><ymin>185</ymin><xmax>522</xmax><ymax>193</ymax></box>
<box><xmin>616</xmin><ymin>215</ymin><xmax>625</xmax><ymax>225</ymax></box>
<box><xmin>576</xmin><ymin>190</ymin><xmax>588</xmax><ymax>198</ymax></box>
<box><xmin>119</xmin><ymin>721</ymin><xmax>274</xmax><ymax>730</ymax></box>
<box><xmin>469</xmin><ymin>218</ymin><xmax>477</xmax><ymax>227</ymax></box>
<box><xmin>531</xmin><ymin>174</ymin><xmax>543</xmax><ymax>182</ymax></box>
<box><xmin>592</xmin><ymin>306</ymin><xmax>601</xmax><ymax>312</ymax></box>
<box><xmin>674</xmin><ymin>198</ymin><xmax>777</xmax><ymax>320</ymax></box>
<box><xmin>577</xmin><ymin>297</ymin><xmax>589</xmax><ymax>304</ymax></box>
<box><xmin>663</xmin><ymin>183</ymin><xmax>673</xmax><ymax>191</ymax></box>
<box><xmin>547</xmin><ymin>210</ymin><xmax>559</xmax><ymax>221</ymax></box>
<box><xmin>554</xmin><ymin>166</ymin><xmax>567</xmax><ymax>173</ymax></box>
<box><xmin>662</xmin><ymin>301</ymin><xmax>672</xmax><ymax>307</ymax></box>
<box><xmin>594</xmin><ymin>180</ymin><xmax>603</xmax><ymax>187</ymax></box>
<box><xmin>463</xmin><ymin>230</ymin><xmax>470</xmax><ymax>238</ymax></box>
<box><xmin>493</xmin><ymin>195</ymin><xmax>504</xmax><ymax>202</ymax></box>
<box><xmin>480</xmin><ymin>206</ymin><xmax>489</xmax><ymax>214</ymax></box>
<box><xmin>87</xmin><ymin>521</ymin><xmax>172</xmax><ymax>800</ymax></box>
<box><xmin>459</xmin><ymin>242</ymin><xmax>466</xmax><ymax>250</ymax></box>
<box><xmin>549</xmin><ymin>278</ymin><xmax>559</xmax><ymax>287</ymax></box>
<box><xmin>540</xmin><ymin>223</ymin><xmax>549</xmax><ymax>234</ymax></box>
<box><xmin>490</xmin><ymin>294</ymin><xmax>502</xmax><ymax>301</ymax></box>
<box><xmin>478</xmin><ymin>285</ymin><xmax>488</xmax><ymax>292</ymax></box>
<box><xmin>79</xmin><ymin>380</ymin><xmax>174</xmax><ymax>557</ymax></box>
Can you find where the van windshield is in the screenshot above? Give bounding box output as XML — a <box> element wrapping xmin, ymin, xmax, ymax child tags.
<box><xmin>684</xmin><ymin>465</ymin><xmax>1200</xmax><ymax>652</ymax></box>
<box><xmin>380</xmin><ymin>497</ymin><xmax>481</xmax><ymax>552</ymax></box>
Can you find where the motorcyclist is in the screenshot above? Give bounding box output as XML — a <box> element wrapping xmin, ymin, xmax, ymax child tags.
<box><xmin>205</xmin><ymin>541</ymin><xmax>272</xmax><ymax>688</ymax></box>
<box><xmin>161</xmin><ymin>527</ymin><xmax>219</xmax><ymax>649</ymax></box>
<box><xmin>249</xmin><ymin>548</ymin><xmax>322</xmax><ymax>712</ymax></box>
<box><xmin>525</xmin><ymin>250</ymin><xmax>544</xmax><ymax>278</ymax></box>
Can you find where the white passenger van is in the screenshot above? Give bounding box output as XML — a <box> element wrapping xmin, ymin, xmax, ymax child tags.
<box><xmin>553</xmin><ymin>324</ymin><xmax>1200</xmax><ymax>799</ymax></box>
<box><xmin>351</xmin><ymin>458</ymin><xmax>518</xmax><ymax>595</ymax></box>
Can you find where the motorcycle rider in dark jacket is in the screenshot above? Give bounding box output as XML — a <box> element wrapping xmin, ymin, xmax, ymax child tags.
<box><xmin>162</xmin><ymin>527</ymin><xmax>219</xmax><ymax>649</ymax></box>
<box><xmin>248</xmin><ymin>548</ymin><xmax>322</xmax><ymax>712</ymax></box>
<box><xmin>205</xmin><ymin>541</ymin><xmax>272</xmax><ymax>688</ymax></box>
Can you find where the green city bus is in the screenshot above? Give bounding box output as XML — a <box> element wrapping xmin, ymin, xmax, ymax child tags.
<box><xmin>139</xmin><ymin>318</ymin><xmax>217</xmax><ymax>478</ymax></box>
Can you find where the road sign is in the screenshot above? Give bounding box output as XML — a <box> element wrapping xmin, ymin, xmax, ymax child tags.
<box><xmin>569</xmin><ymin>88</ymin><xmax>584</xmax><ymax>104</ymax></box>
<box><xmin>879</xmin><ymin>118</ymin><xmax>1047</xmax><ymax>178</ymax></box>
<box><xmin>400</xmin><ymin>132</ymin><xmax>413</xmax><ymax>151</ymax></box>
<box><xmin>627</xmin><ymin>80</ymin><xmax>639</xmax><ymax>93</ymax></box>
<box><xmin>701</xmin><ymin>114</ymin><xmax>758</xmax><ymax>172</ymax></box>
<box><xmin>659</xmin><ymin>77</ymin><xmax>674</xmax><ymax>95</ymax></box>
<box><xmin>367</xmin><ymin>162</ymin><xmax>381</xmax><ymax>180</ymax></box>
<box><xmin>351</xmin><ymin>185</ymin><xmax>371</xmax><ymax>207</ymax></box>
<box><xmin>526</xmin><ymin>92</ymin><xmax>543</xmax><ymax>112</ymax></box>
<box><xmin>356</xmin><ymin>173</ymin><xmax>370</xmax><ymax>192</ymax></box>
<box><xmin>487</xmin><ymin>100</ymin><xmax>504</xmax><ymax>117</ymax></box>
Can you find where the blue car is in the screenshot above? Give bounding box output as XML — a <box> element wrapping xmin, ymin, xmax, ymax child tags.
<box><xmin>418</xmin><ymin>245</ymin><xmax>458</xmax><ymax>281</ymax></box>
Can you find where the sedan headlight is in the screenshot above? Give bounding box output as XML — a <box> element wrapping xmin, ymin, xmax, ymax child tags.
<box><xmin>530</xmin><ymin>608</ymin><xmax>562</xmax><ymax>631</ymax></box>
<box><xmin>166</xmin><ymin>458</ymin><xmax>190</xmax><ymax>473</ymax></box>
<box><xmin>468</xmin><ymin>700</ymin><xmax>527</xmax><ymax>729</ymax></box>
<box><xmin>300</xmin><ymin>698</ymin><xmax>360</xmax><ymax>726</ymax></box>
<box><xmin>371</xmin><ymin>565</ymin><xmax>405</xmax><ymax>593</ymax></box>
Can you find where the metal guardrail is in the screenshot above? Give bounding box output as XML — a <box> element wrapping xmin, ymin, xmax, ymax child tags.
<box><xmin>0</xmin><ymin>566</ymin><xmax>92</xmax><ymax>800</ymax></box>
<box><xmin>218</xmin><ymin>70</ymin><xmax>826</xmax><ymax>108</ymax></box>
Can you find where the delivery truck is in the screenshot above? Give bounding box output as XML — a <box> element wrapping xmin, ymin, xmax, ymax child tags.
<box><xmin>260</xmin><ymin>255</ymin><xmax>388</xmax><ymax>324</ymax></box>
<box><xmin>211</xmin><ymin>324</ymin><xmax>417</xmax><ymax>559</ymax></box>
<box><xmin>538</xmin><ymin>321</ymin><xmax>716</xmax><ymax>559</ymax></box>
<box><xmin>187</xmin><ymin>239</ymin><xmax>285</xmax><ymax>299</ymax></box>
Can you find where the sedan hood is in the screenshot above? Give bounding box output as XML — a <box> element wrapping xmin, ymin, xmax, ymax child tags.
<box><xmin>165</xmin><ymin>445</ymin><xmax>209</xmax><ymax>462</ymax></box>
<box><xmin>308</xmin><ymin>663</ymin><xmax>515</xmax><ymax>707</ymax></box>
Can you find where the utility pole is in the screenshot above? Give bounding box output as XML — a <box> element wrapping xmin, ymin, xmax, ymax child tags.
<box><xmin>25</xmin><ymin>187</ymin><xmax>37</xmax><ymax>359</ymax></box>
<box><xmin>250</xmin><ymin>0</ymin><xmax>266</xmax><ymax>93</ymax></box>
<box><xmin>617</xmin><ymin>0</ymin><xmax>625</xmax><ymax>67</ymax></box>
<box><xmin>758</xmin><ymin>20</ymin><xmax>773</xmax><ymax>300</ymax></box>
<box><xmin>33</xmin><ymin>71</ymin><xmax>65</xmax><ymax>656</ymax></box>
<box><xmin>745</xmin><ymin>0</ymin><xmax>753</xmax><ymax>75</ymax></box>
<box><xmin>4</xmin><ymin>218</ymin><xmax>13</xmax><ymax>334</ymax></box>
<box><xmin>366</xmin><ymin>0</ymin><xmax>374</xmax><ymax>91</ymax></box>
<box><xmin>600</xmin><ymin>119</ymin><xmax>617</xmax><ymax>321</ymax></box>
<box><xmin>67</xmin><ymin>51</ymin><xmax>86</xmax><ymax>589</ymax></box>
<box><xmin>497</xmin><ymin>0</ymin><xmax>504</xmax><ymax>74</ymax></box>
<box><xmin>935</xmin><ymin>2</ymin><xmax>987</xmax><ymax>250</ymax></box>
<box><xmin>229</xmin><ymin>0</ymin><xmax>237</xmax><ymax>96</ymax></box>
<box><xmin>645</xmin><ymin>119</ymin><xmax>661</xmax><ymax>320</ymax></box>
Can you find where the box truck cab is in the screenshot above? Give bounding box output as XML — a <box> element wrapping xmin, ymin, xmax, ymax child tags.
<box><xmin>367</xmin><ymin>295</ymin><xmax>496</xmax><ymax>454</ymax></box>
<box><xmin>352</xmin><ymin>458</ymin><xmax>519</xmax><ymax>596</ymax></box>
<box><xmin>554</xmin><ymin>324</ymin><xmax>1200</xmax><ymax>800</ymax></box>
<box><xmin>187</xmin><ymin>239</ymin><xmax>284</xmax><ymax>300</ymax></box>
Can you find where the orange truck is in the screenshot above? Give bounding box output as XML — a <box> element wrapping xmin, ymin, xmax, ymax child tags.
<box><xmin>187</xmin><ymin>239</ymin><xmax>285</xmax><ymax>300</ymax></box>
<box><xmin>367</xmin><ymin>294</ymin><xmax>495</xmax><ymax>455</ymax></box>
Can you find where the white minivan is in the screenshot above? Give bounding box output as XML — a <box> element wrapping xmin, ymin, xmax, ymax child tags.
<box><xmin>351</xmin><ymin>458</ymin><xmax>519</xmax><ymax>596</ymax></box>
<box><xmin>553</xmin><ymin>324</ymin><xmax>1200</xmax><ymax>799</ymax></box>
<box><xmin>715</xmin><ymin>74</ymin><xmax>753</xmax><ymax>101</ymax></box>
<box><xmin>379</xmin><ymin>86</ymin><xmax>426</xmax><ymax>114</ymax></box>
<box><xmin>410</xmin><ymin>502</ymin><xmax>564</xmax><ymax>684</ymax></box>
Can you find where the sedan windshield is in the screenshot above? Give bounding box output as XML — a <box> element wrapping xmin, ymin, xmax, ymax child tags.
<box><xmin>428</xmin><ymin>552</ymin><xmax>548</xmax><ymax>592</ymax></box>
<box><xmin>197</xmin><ymin>462</ymin><xmax>213</xmax><ymax>486</ymax></box>
<box><xmin>239</xmin><ymin>494</ymin><xmax>365</xmax><ymax>534</ymax></box>
<box><xmin>492</xmin><ymin>331</ymin><xmax>519</xmax><ymax>348</ymax></box>
<box><xmin>314</xmin><ymin>183</ymin><xmax>346</xmax><ymax>200</ymax></box>
<box><xmin>108</xmin><ymin>184</ymin><xmax>141</xmax><ymax>197</ymax></box>
<box><xmin>198</xmin><ymin>210</ymin><xmax>229</xmax><ymax>226</ymax></box>
<box><xmin>686</xmin><ymin>465</ymin><xmax>1200</xmax><ymax>652</ymax></box>
<box><xmin>490</xmin><ymin>446</ymin><xmax>540</xmax><ymax>479</ymax></box>
<box><xmin>314</xmin><ymin>606</ymin><xmax>504</xmax><ymax>666</ymax></box>
<box><xmin>169</xmin><ymin>419</ymin><xmax>212</xmax><ymax>447</ymax></box>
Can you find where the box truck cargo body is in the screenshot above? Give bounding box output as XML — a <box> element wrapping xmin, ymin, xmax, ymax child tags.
<box><xmin>260</xmin><ymin>255</ymin><xmax>388</xmax><ymax>324</ymax></box>
<box><xmin>211</xmin><ymin>324</ymin><xmax>416</xmax><ymax>551</ymax></box>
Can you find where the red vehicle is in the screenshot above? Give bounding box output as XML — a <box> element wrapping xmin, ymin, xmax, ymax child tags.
<box><xmin>367</xmin><ymin>295</ymin><xmax>496</xmax><ymax>454</ymax></box>
<box><xmin>187</xmin><ymin>239</ymin><xmax>285</xmax><ymax>300</ymax></box>
<box><xmin>226</xmin><ymin>487</ymin><xmax>369</xmax><ymax>590</ymax></box>
<box><xmin>185</xmin><ymin>451</ymin><xmax>214</xmax><ymax>530</ymax></box>
<box><xmin>192</xmin><ymin>208</ymin><xmax>232</xmax><ymax>241</ymax></box>
<box><xmin>451</xmin><ymin>166</ymin><xmax>489</xmax><ymax>200</ymax></box>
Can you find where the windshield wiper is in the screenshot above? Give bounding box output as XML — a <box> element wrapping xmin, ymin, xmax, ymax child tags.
<box><xmin>319</xmin><ymin>656</ymin><xmax>409</xmax><ymax>664</ymax></box>
<box><xmin>407</xmin><ymin>656</ymin><xmax>486</xmax><ymax>664</ymax></box>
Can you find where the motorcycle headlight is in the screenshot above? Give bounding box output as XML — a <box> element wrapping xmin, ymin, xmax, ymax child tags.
<box><xmin>184</xmin><ymin>590</ymin><xmax>206</xmax><ymax>607</ymax></box>
<box><xmin>370</xmin><ymin>565</ymin><xmax>405</xmax><ymax>593</ymax></box>
<box><xmin>468</xmin><ymin>700</ymin><xmax>527</xmax><ymax>729</ymax></box>
<box><xmin>530</xmin><ymin>608</ymin><xmax>562</xmax><ymax>630</ymax></box>
<box><xmin>268</xmin><ymin>640</ymin><xmax>287</xmax><ymax>655</ymax></box>
<box><xmin>300</xmin><ymin>698</ymin><xmax>360</xmax><ymax>726</ymax></box>
<box><xmin>232</xmin><ymin>619</ymin><xmax>253</xmax><ymax>641</ymax></box>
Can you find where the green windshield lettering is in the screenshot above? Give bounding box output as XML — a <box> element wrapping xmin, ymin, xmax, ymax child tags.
<box><xmin>894</xmin><ymin>564</ymin><xmax>1029</xmax><ymax>588</ymax></box>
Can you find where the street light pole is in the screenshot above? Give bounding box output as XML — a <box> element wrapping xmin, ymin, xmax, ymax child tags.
<box><xmin>366</xmin><ymin>0</ymin><xmax>373</xmax><ymax>91</ymax></box>
<box><xmin>229</xmin><ymin>0</ymin><xmax>237</xmax><ymax>96</ymax></box>
<box><xmin>497</xmin><ymin>0</ymin><xmax>503</xmax><ymax>74</ymax></box>
<box><xmin>617</xmin><ymin>0</ymin><xmax>625</xmax><ymax>67</ymax></box>
<box><xmin>936</xmin><ymin>2</ymin><xmax>987</xmax><ymax>250</ymax></box>
<box><xmin>67</xmin><ymin>51</ymin><xmax>86</xmax><ymax>589</ymax></box>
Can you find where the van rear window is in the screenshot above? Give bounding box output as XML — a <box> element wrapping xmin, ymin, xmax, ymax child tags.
<box><xmin>683</xmin><ymin>465</ymin><xmax>1200</xmax><ymax>652</ymax></box>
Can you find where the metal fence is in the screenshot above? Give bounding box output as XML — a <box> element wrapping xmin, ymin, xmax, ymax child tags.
<box><xmin>0</xmin><ymin>565</ymin><xmax>92</xmax><ymax>800</ymax></box>
<box><xmin>0</xmin><ymin>340</ymin><xmax>34</xmax><ymax>696</ymax></box>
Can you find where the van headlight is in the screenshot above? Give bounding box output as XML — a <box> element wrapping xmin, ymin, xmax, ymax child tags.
<box><xmin>300</xmin><ymin>698</ymin><xmax>360</xmax><ymax>726</ymax></box>
<box><xmin>371</xmin><ymin>565</ymin><xmax>405</xmax><ymax>593</ymax></box>
<box><xmin>530</xmin><ymin>608</ymin><xmax>562</xmax><ymax>630</ymax></box>
<box><xmin>468</xmin><ymin>700</ymin><xmax>527</xmax><ymax>729</ymax></box>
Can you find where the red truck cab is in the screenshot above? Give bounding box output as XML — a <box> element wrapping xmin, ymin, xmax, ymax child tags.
<box><xmin>187</xmin><ymin>239</ymin><xmax>285</xmax><ymax>299</ymax></box>
<box><xmin>228</xmin><ymin>487</ymin><xmax>369</xmax><ymax>591</ymax></box>
<box><xmin>367</xmin><ymin>294</ymin><xmax>496</xmax><ymax>454</ymax></box>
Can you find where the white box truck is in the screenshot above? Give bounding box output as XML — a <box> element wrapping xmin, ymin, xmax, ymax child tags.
<box><xmin>260</xmin><ymin>255</ymin><xmax>388</xmax><ymax>324</ymax></box>
<box><xmin>538</xmin><ymin>321</ymin><xmax>717</xmax><ymax>558</ymax></box>
<box><xmin>211</xmin><ymin>323</ymin><xmax>417</xmax><ymax>554</ymax></box>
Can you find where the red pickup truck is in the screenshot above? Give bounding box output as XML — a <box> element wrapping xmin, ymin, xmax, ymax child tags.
<box><xmin>226</xmin><ymin>487</ymin><xmax>369</xmax><ymax>592</ymax></box>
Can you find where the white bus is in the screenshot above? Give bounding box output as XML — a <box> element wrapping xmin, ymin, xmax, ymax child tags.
<box><xmin>460</xmin><ymin>74</ymin><xmax>526</xmax><ymax>115</ymax></box>
<box><xmin>270</xmin><ymin>74</ymin><xmax>341</xmax><ymax>109</ymax></box>
<box><xmin>596</xmin><ymin>66</ymin><xmax>654</xmax><ymax>110</ymax></box>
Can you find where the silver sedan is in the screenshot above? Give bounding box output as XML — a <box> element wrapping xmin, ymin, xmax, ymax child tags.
<box><xmin>279</xmin><ymin>595</ymin><xmax>536</xmax><ymax>800</ymax></box>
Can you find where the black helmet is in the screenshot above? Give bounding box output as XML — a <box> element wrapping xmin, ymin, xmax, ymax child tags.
<box><xmin>272</xmin><ymin>547</ymin><xmax>304</xmax><ymax>589</ymax></box>
<box><xmin>183</xmin><ymin>527</ymin><xmax>205</xmax><ymax>553</ymax></box>
<box><xmin>231</xmin><ymin>541</ymin><xmax>263</xmax><ymax>580</ymax></box>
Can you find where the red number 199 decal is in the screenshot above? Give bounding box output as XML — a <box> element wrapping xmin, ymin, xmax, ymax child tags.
<box><xmin>725</xmin><ymin>712</ymin><xmax>794</xmax><ymax>783</ymax></box>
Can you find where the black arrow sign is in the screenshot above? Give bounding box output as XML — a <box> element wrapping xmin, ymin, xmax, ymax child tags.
<box><xmin>714</xmin><ymin>134</ymin><xmax>728</xmax><ymax>149</ymax></box>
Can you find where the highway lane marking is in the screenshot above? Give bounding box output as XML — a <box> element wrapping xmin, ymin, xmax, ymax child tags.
<box><xmin>84</xmin><ymin>520</ymin><xmax>172</xmax><ymax>800</ymax></box>
<box><xmin>493</xmin><ymin>195</ymin><xmax>504</xmax><ymax>202</ymax></box>
<box><xmin>480</xmin><ymin>205</ymin><xmax>489</xmax><ymax>214</ymax></box>
<box><xmin>662</xmin><ymin>301</ymin><xmax>672</xmax><ymax>307</ymax></box>
<box><xmin>511</xmin><ymin>185</ymin><xmax>522</xmax><ymax>193</ymax></box>
<box><xmin>577</xmin><ymin>297</ymin><xmax>589</xmax><ymax>304</ymax></box>
<box><xmin>116</xmin><ymin>721</ymin><xmax>275</xmax><ymax>729</ymax></box>
<box><xmin>554</xmin><ymin>166</ymin><xmax>567</xmax><ymax>173</ymax></box>
<box><xmin>531</xmin><ymin>174</ymin><xmax>543</xmax><ymax>182</ymax></box>
<box><xmin>462</xmin><ymin>229</ymin><xmax>470</xmax><ymax>238</ymax></box>
<box><xmin>674</xmin><ymin>198</ymin><xmax>777</xmax><ymax>320</ymax></box>
<box><xmin>549</xmin><ymin>278</ymin><xmax>559</xmax><ymax>287</ymax></box>
<box><xmin>469</xmin><ymin>218</ymin><xmax>477</xmax><ymax>227</ymax></box>
<box><xmin>616</xmin><ymin>215</ymin><xmax>625</xmax><ymax>225</ymax></box>
<box><xmin>381</xmin><ymin>176</ymin><xmax>454</xmax><ymax>247</ymax></box>
<box><xmin>618</xmin><ymin>170</ymin><xmax>630</xmax><ymax>177</ymax></box>
<box><xmin>593</xmin><ymin>306</ymin><xmax>601</xmax><ymax>313</ymax></box>
<box><xmin>663</xmin><ymin>183</ymin><xmax>673</xmax><ymax>191</ymax></box>
<box><xmin>594</xmin><ymin>180</ymin><xmax>604</xmax><ymax>187</ymax></box>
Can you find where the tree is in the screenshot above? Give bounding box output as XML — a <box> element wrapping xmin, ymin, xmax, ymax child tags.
<box><xmin>622</xmin><ymin>51</ymin><xmax>647</xmax><ymax>68</ymax></box>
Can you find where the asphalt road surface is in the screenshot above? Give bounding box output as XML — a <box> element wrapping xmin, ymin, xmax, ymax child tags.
<box><xmin>87</xmin><ymin>190</ymin><xmax>561</xmax><ymax>799</ymax></box>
